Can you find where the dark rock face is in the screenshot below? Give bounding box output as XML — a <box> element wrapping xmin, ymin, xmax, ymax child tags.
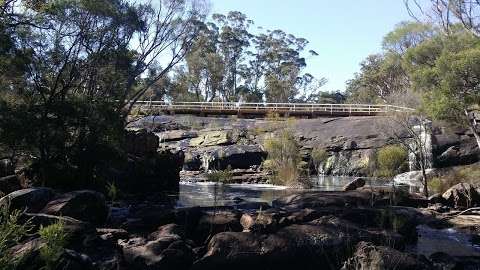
<box><xmin>0</xmin><ymin>175</ymin><xmax>21</xmax><ymax>195</ymax></box>
<box><xmin>118</xmin><ymin>129</ymin><xmax>184</xmax><ymax>192</ymax></box>
<box><xmin>41</xmin><ymin>190</ymin><xmax>109</xmax><ymax>225</ymax></box>
<box><xmin>434</xmin><ymin>132</ymin><xmax>480</xmax><ymax>167</ymax></box>
<box><xmin>0</xmin><ymin>188</ymin><xmax>54</xmax><ymax>212</ymax></box>
<box><xmin>0</xmin><ymin>158</ymin><xmax>14</xmax><ymax>177</ymax></box>
<box><xmin>184</xmin><ymin>145</ymin><xmax>266</xmax><ymax>171</ymax></box>
<box><xmin>126</xmin><ymin>129</ymin><xmax>159</xmax><ymax>156</ymax></box>
<box><xmin>342</xmin><ymin>242</ymin><xmax>431</xmax><ymax>270</ymax></box>
<box><xmin>130</xmin><ymin>115</ymin><xmax>480</xmax><ymax>180</ymax></box>
<box><xmin>194</xmin><ymin>216</ymin><xmax>406</xmax><ymax>270</ymax></box>
<box><xmin>343</xmin><ymin>177</ymin><xmax>366</xmax><ymax>191</ymax></box>
<box><xmin>442</xmin><ymin>183</ymin><xmax>480</xmax><ymax>209</ymax></box>
<box><xmin>124</xmin><ymin>149</ymin><xmax>184</xmax><ymax>192</ymax></box>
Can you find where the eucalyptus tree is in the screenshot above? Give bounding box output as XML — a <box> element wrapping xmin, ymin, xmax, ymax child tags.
<box><xmin>346</xmin><ymin>22</ymin><xmax>434</xmax><ymax>104</ymax></box>
<box><xmin>0</xmin><ymin>0</ymin><xmax>206</xmax><ymax>186</ymax></box>
<box><xmin>212</xmin><ymin>11</ymin><xmax>253</xmax><ymax>101</ymax></box>
<box><xmin>404</xmin><ymin>30</ymin><xmax>480</xmax><ymax>150</ymax></box>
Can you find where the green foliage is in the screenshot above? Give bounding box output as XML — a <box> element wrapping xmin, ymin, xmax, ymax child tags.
<box><xmin>377</xmin><ymin>145</ymin><xmax>408</xmax><ymax>178</ymax></box>
<box><xmin>39</xmin><ymin>221</ymin><xmax>68</xmax><ymax>270</ymax></box>
<box><xmin>428</xmin><ymin>165</ymin><xmax>480</xmax><ymax>194</ymax></box>
<box><xmin>0</xmin><ymin>0</ymin><xmax>204</xmax><ymax>189</ymax></box>
<box><xmin>263</xmin><ymin>129</ymin><xmax>304</xmax><ymax>185</ymax></box>
<box><xmin>346</xmin><ymin>21</ymin><xmax>435</xmax><ymax>105</ymax></box>
<box><xmin>163</xmin><ymin>11</ymin><xmax>324</xmax><ymax>103</ymax></box>
<box><xmin>404</xmin><ymin>30</ymin><xmax>480</xmax><ymax>133</ymax></box>
<box><xmin>106</xmin><ymin>182</ymin><xmax>119</xmax><ymax>202</ymax></box>
<box><xmin>206</xmin><ymin>167</ymin><xmax>234</xmax><ymax>183</ymax></box>
<box><xmin>0</xmin><ymin>204</ymin><xmax>32</xmax><ymax>270</ymax></box>
<box><xmin>382</xmin><ymin>21</ymin><xmax>436</xmax><ymax>54</ymax></box>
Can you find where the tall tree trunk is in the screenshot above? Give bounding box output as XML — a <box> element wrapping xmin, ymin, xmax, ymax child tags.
<box><xmin>421</xmin><ymin>164</ymin><xmax>429</xmax><ymax>198</ymax></box>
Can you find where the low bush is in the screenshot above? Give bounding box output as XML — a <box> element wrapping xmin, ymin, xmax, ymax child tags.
<box><xmin>39</xmin><ymin>221</ymin><xmax>68</xmax><ymax>270</ymax></box>
<box><xmin>263</xmin><ymin>129</ymin><xmax>305</xmax><ymax>186</ymax></box>
<box><xmin>377</xmin><ymin>145</ymin><xmax>408</xmax><ymax>178</ymax></box>
<box><xmin>428</xmin><ymin>164</ymin><xmax>480</xmax><ymax>194</ymax></box>
<box><xmin>0</xmin><ymin>204</ymin><xmax>32</xmax><ymax>270</ymax></box>
<box><xmin>206</xmin><ymin>167</ymin><xmax>234</xmax><ymax>183</ymax></box>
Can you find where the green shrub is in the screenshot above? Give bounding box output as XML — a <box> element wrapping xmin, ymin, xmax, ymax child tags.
<box><xmin>206</xmin><ymin>167</ymin><xmax>234</xmax><ymax>183</ymax></box>
<box><xmin>106</xmin><ymin>181</ymin><xmax>119</xmax><ymax>202</ymax></box>
<box><xmin>0</xmin><ymin>204</ymin><xmax>32</xmax><ymax>270</ymax></box>
<box><xmin>39</xmin><ymin>221</ymin><xmax>68</xmax><ymax>270</ymax></box>
<box><xmin>263</xmin><ymin>129</ymin><xmax>304</xmax><ymax>186</ymax></box>
<box><xmin>377</xmin><ymin>145</ymin><xmax>408</xmax><ymax>178</ymax></box>
<box><xmin>428</xmin><ymin>165</ymin><xmax>480</xmax><ymax>194</ymax></box>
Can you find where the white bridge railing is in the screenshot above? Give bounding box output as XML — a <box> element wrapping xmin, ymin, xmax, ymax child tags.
<box><xmin>133</xmin><ymin>101</ymin><xmax>414</xmax><ymax>115</ymax></box>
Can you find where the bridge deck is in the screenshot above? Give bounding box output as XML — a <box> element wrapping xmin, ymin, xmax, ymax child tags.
<box><xmin>133</xmin><ymin>101</ymin><xmax>414</xmax><ymax>117</ymax></box>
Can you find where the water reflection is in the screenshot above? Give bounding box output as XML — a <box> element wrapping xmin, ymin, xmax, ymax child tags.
<box><xmin>409</xmin><ymin>225</ymin><xmax>480</xmax><ymax>257</ymax></box>
<box><xmin>177</xmin><ymin>176</ymin><xmax>387</xmax><ymax>207</ymax></box>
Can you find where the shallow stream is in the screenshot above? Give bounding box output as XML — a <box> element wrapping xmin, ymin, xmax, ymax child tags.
<box><xmin>177</xmin><ymin>175</ymin><xmax>381</xmax><ymax>207</ymax></box>
<box><xmin>176</xmin><ymin>176</ymin><xmax>480</xmax><ymax>258</ymax></box>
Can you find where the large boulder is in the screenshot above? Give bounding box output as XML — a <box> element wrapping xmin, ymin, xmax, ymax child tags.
<box><xmin>41</xmin><ymin>190</ymin><xmax>109</xmax><ymax>225</ymax></box>
<box><xmin>119</xmin><ymin>224</ymin><xmax>194</xmax><ymax>270</ymax></box>
<box><xmin>193</xmin><ymin>216</ymin><xmax>400</xmax><ymax>270</ymax></box>
<box><xmin>342</xmin><ymin>242</ymin><xmax>431</xmax><ymax>270</ymax></box>
<box><xmin>0</xmin><ymin>188</ymin><xmax>54</xmax><ymax>213</ymax></box>
<box><xmin>393</xmin><ymin>169</ymin><xmax>437</xmax><ymax>191</ymax></box>
<box><xmin>434</xmin><ymin>135</ymin><xmax>480</xmax><ymax>167</ymax></box>
<box><xmin>0</xmin><ymin>175</ymin><xmax>21</xmax><ymax>195</ymax></box>
<box><xmin>442</xmin><ymin>183</ymin><xmax>480</xmax><ymax>209</ymax></box>
<box><xmin>240</xmin><ymin>211</ymin><xmax>281</xmax><ymax>233</ymax></box>
<box><xmin>192</xmin><ymin>210</ymin><xmax>242</xmax><ymax>244</ymax></box>
<box><xmin>343</xmin><ymin>177</ymin><xmax>366</xmax><ymax>191</ymax></box>
<box><xmin>190</xmin><ymin>131</ymin><xmax>233</xmax><ymax>147</ymax></box>
<box><xmin>272</xmin><ymin>191</ymin><xmax>372</xmax><ymax>209</ymax></box>
<box><xmin>21</xmin><ymin>213</ymin><xmax>96</xmax><ymax>243</ymax></box>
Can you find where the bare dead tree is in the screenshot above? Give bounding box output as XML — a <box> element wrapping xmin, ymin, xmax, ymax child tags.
<box><xmin>405</xmin><ymin>0</ymin><xmax>480</xmax><ymax>37</ymax></box>
<box><xmin>121</xmin><ymin>0</ymin><xmax>208</xmax><ymax>118</ymax></box>
<box><xmin>376</xmin><ymin>91</ymin><xmax>432</xmax><ymax>197</ymax></box>
<box><xmin>377</xmin><ymin>112</ymin><xmax>432</xmax><ymax>198</ymax></box>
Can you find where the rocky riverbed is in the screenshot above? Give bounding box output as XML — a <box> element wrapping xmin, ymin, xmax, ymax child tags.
<box><xmin>1</xmin><ymin>185</ymin><xmax>480</xmax><ymax>270</ymax></box>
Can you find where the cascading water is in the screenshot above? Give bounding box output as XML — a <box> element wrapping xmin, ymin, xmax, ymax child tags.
<box><xmin>408</xmin><ymin>119</ymin><xmax>434</xmax><ymax>171</ymax></box>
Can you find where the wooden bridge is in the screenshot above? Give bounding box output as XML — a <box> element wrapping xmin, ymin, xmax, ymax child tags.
<box><xmin>133</xmin><ymin>101</ymin><xmax>414</xmax><ymax>118</ymax></box>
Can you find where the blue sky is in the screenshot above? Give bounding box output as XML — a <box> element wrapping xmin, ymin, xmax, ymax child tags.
<box><xmin>210</xmin><ymin>0</ymin><xmax>412</xmax><ymax>92</ymax></box>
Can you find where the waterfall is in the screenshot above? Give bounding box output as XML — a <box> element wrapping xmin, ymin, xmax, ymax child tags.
<box><xmin>409</xmin><ymin>119</ymin><xmax>433</xmax><ymax>171</ymax></box>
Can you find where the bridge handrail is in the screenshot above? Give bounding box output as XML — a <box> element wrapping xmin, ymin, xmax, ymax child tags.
<box><xmin>132</xmin><ymin>101</ymin><xmax>414</xmax><ymax>113</ymax></box>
